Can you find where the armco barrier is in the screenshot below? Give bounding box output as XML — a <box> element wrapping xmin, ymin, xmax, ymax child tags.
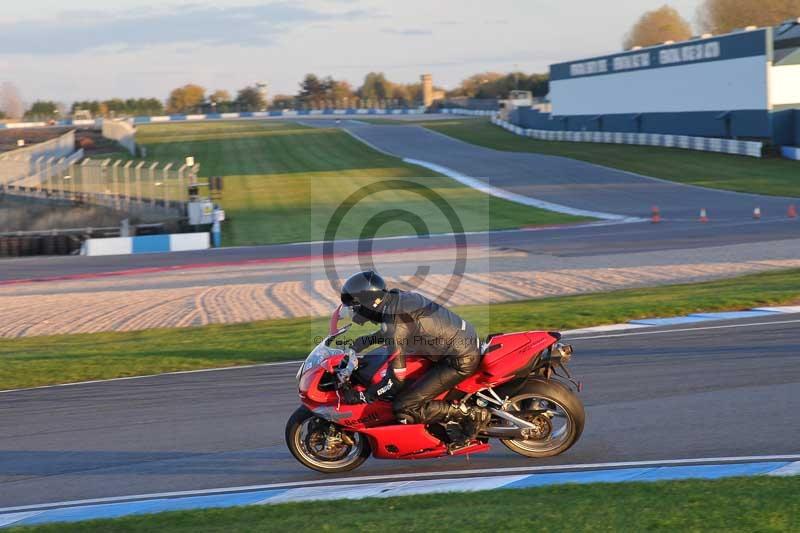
<box><xmin>0</xmin><ymin>109</ymin><xmax>428</xmax><ymax>131</ymax></box>
<box><xmin>441</xmin><ymin>108</ymin><xmax>497</xmax><ymax>117</ymax></box>
<box><xmin>129</xmin><ymin>108</ymin><xmax>425</xmax><ymax>125</ymax></box>
<box><xmin>492</xmin><ymin>117</ymin><xmax>764</xmax><ymax>158</ymax></box>
<box><xmin>82</xmin><ymin>232</ymin><xmax>209</xmax><ymax>256</ymax></box>
<box><xmin>781</xmin><ymin>146</ymin><xmax>800</xmax><ymax>160</ymax></box>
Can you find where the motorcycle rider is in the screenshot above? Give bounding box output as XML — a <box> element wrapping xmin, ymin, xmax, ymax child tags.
<box><xmin>338</xmin><ymin>270</ymin><xmax>491</xmax><ymax>446</ymax></box>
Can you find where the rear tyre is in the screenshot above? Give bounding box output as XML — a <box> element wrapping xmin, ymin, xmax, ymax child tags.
<box><xmin>285</xmin><ymin>407</ymin><xmax>371</xmax><ymax>473</ymax></box>
<box><xmin>499</xmin><ymin>379</ymin><xmax>585</xmax><ymax>458</ymax></box>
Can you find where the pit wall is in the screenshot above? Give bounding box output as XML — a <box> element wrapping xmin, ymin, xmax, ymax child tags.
<box><xmin>101</xmin><ymin>119</ymin><xmax>136</xmax><ymax>155</ymax></box>
<box><xmin>82</xmin><ymin>232</ymin><xmax>209</xmax><ymax>256</ymax></box>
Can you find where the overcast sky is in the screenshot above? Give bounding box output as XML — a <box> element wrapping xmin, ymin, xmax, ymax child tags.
<box><xmin>1</xmin><ymin>0</ymin><xmax>704</xmax><ymax>104</ymax></box>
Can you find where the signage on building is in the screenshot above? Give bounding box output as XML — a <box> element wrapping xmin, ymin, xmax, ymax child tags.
<box><xmin>552</xmin><ymin>28</ymin><xmax>768</xmax><ymax>81</ymax></box>
<box><xmin>568</xmin><ymin>42</ymin><xmax>722</xmax><ymax>78</ymax></box>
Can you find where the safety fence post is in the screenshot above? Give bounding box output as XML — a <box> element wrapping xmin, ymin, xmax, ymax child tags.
<box><xmin>135</xmin><ymin>161</ymin><xmax>147</xmax><ymax>205</ymax></box>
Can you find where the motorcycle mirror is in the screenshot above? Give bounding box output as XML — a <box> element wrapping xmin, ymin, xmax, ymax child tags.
<box><xmin>329</xmin><ymin>304</ymin><xmax>343</xmax><ymax>335</ymax></box>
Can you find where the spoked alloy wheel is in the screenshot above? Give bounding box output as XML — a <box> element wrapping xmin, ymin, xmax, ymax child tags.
<box><xmin>285</xmin><ymin>407</ymin><xmax>370</xmax><ymax>473</ymax></box>
<box><xmin>499</xmin><ymin>380</ymin><xmax>585</xmax><ymax>458</ymax></box>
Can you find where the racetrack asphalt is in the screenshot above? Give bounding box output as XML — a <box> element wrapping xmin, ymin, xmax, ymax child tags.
<box><xmin>1</xmin><ymin>218</ymin><xmax>799</xmax><ymax>283</ymax></box>
<box><xmin>1</xmin><ymin>118</ymin><xmax>798</xmax><ymax>281</ymax></box>
<box><xmin>2</xmin><ymin>313</ymin><xmax>798</xmax><ymax>508</ymax></box>
<box><xmin>318</xmin><ymin>120</ymin><xmax>800</xmax><ymax>220</ymax></box>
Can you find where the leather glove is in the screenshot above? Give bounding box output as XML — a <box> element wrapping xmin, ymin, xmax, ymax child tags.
<box><xmin>339</xmin><ymin>384</ymin><xmax>367</xmax><ymax>404</ymax></box>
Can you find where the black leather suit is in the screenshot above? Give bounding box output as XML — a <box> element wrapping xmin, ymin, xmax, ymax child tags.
<box><xmin>351</xmin><ymin>289</ymin><xmax>481</xmax><ymax>424</ymax></box>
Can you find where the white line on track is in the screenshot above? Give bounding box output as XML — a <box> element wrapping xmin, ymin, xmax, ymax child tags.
<box><xmin>403</xmin><ymin>157</ymin><xmax>639</xmax><ymax>222</ymax></box>
<box><xmin>340</xmin><ymin>126</ymin><xmax>639</xmax><ymax>222</ymax></box>
<box><xmin>3</xmin><ymin>454</ymin><xmax>798</xmax><ymax>514</ymax></box>
<box><xmin>566</xmin><ymin>318</ymin><xmax>800</xmax><ymax>341</ymax></box>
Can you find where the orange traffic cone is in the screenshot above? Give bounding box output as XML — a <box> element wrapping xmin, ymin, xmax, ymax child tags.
<box><xmin>753</xmin><ymin>206</ymin><xmax>761</xmax><ymax>220</ymax></box>
<box><xmin>651</xmin><ymin>206</ymin><xmax>661</xmax><ymax>223</ymax></box>
<box><xmin>789</xmin><ymin>204</ymin><xmax>797</xmax><ymax>219</ymax></box>
<box><xmin>699</xmin><ymin>208</ymin><xmax>709</xmax><ymax>223</ymax></box>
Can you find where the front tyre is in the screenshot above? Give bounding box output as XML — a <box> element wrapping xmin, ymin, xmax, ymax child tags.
<box><xmin>285</xmin><ymin>407</ymin><xmax>371</xmax><ymax>473</ymax></box>
<box><xmin>499</xmin><ymin>379</ymin><xmax>585</xmax><ymax>458</ymax></box>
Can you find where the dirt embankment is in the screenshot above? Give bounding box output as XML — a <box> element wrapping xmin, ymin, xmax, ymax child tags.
<box><xmin>0</xmin><ymin>197</ymin><xmax>129</xmax><ymax>232</ymax></box>
<box><xmin>0</xmin><ymin>195</ymin><xmax>180</xmax><ymax>233</ymax></box>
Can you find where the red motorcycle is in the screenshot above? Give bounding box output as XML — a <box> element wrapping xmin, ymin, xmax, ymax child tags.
<box><xmin>286</xmin><ymin>306</ymin><xmax>585</xmax><ymax>473</ymax></box>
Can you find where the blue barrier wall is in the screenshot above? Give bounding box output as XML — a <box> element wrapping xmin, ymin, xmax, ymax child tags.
<box><xmin>513</xmin><ymin>107</ymin><xmax>783</xmax><ymax>141</ymax></box>
<box><xmin>771</xmin><ymin>109</ymin><xmax>796</xmax><ymax>145</ymax></box>
<box><xmin>792</xmin><ymin>109</ymin><xmax>800</xmax><ymax>146</ymax></box>
<box><xmin>0</xmin><ymin>109</ymin><xmax>425</xmax><ymax>130</ymax></box>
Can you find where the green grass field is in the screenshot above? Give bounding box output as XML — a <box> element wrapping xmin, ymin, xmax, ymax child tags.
<box><xmin>134</xmin><ymin>121</ymin><xmax>585</xmax><ymax>246</ymax></box>
<box><xmin>424</xmin><ymin>119</ymin><xmax>800</xmax><ymax>197</ymax></box>
<box><xmin>12</xmin><ymin>476</ymin><xmax>800</xmax><ymax>532</ymax></box>
<box><xmin>3</xmin><ymin>267</ymin><xmax>799</xmax><ymax>390</ymax></box>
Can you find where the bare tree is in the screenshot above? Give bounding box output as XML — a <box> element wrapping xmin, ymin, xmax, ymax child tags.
<box><xmin>0</xmin><ymin>82</ymin><xmax>24</xmax><ymax>119</ymax></box>
<box><xmin>624</xmin><ymin>5</ymin><xmax>693</xmax><ymax>49</ymax></box>
<box><xmin>697</xmin><ymin>0</ymin><xmax>800</xmax><ymax>34</ymax></box>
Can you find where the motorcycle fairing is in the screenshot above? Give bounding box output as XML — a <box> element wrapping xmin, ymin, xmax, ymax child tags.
<box><xmin>358</xmin><ymin>423</ymin><xmax>490</xmax><ymax>459</ymax></box>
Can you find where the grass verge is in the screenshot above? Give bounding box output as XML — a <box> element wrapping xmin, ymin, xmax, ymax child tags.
<box><xmin>11</xmin><ymin>476</ymin><xmax>800</xmax><ymax>532</ymax></box>
<box><xmin>424</xmin><ymin>119</ymin><xmax>800</xmax><ymax>197</ymax></box>
<box><xmin>2</xmin><ymin>268</ymin><xmax>799</xmax><ymax>390</ymax></box>
<box><xmin>134</xmin><ymin>120</ymin><xmax>584</xmax><ymax>246</ymax></box>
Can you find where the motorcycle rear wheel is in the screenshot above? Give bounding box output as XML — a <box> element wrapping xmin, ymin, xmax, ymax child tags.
<box><xmin>285</xmin><ymin>407</ymin><xmax>371</xmax><ymax>473</ymax></box>
<box><xmin>499</xmin><ymin>379</ymin><xmax>585</xmax><ymax>458</ymax></box>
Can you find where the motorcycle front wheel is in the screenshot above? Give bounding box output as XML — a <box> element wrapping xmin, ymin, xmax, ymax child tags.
<box><xmin>499</xmin><ymin>379</ymin><xmax>585</xmax><ymax>458</ymax></box>
<box><xmin>285</xmin><ymin>407</ymin><xmax>371</xmax><ymax>473</ymax></box>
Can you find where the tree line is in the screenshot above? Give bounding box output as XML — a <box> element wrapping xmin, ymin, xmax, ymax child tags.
<box><xmin>71</xmin><ymin>98</ymin><xmax>164</xmax><ymax>117</ymax></box>
<box><xmin>164</xmin><ymin>74</ymin><xmax>428</xmax><ymax>113</ymax></box>
<box><xmin>4</xmin><ymin>70</ymin><xmax>552</xmax><ymax>120</ymax></box>
<box><xmin>624</xmin><ymin>0</ymin><xmax>799</xmax><ymax>50</ymax></box>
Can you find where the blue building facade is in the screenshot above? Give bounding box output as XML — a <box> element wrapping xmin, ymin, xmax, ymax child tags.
<box><xmin>511</xmin><ymin>22</ymin><xmax>800</xmax><ymax>147</ymax></box>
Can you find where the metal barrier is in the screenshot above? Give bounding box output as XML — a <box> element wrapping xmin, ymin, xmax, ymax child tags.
<box><xmin>0</xmin><ymin>130</ymin><xmax>77</xmax><ymax>184</ymax></box>
<box><xmin>441</xmin><ymin>108</ymin><xmax>497</xmax><ymax>117</ymax></box>
<box><xmin>1</xmin><ymin>156</ymin><xmax>196</xmax><ymax>215</ymax></box>
<box><xmin>491</xmin><ymin>116</ymin><xmax>764</xmax><ymax>158</ymax></box>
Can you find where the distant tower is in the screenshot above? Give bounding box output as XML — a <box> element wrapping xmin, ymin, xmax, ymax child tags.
<box><xmin>256</xmin><ymin>82</ymin><xmax>269</xmax><ymax>110</ymax></box>
<box><xmin>421</xmin><ymin>74</ymin><xmax>433</xmax><ymax>107</ymax></box>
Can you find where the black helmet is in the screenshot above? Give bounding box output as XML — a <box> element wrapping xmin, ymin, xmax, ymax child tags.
<box><xmin>341</xmin><ymin>271</ymin><xmax>387</xmax><ymax>310</ymax></box>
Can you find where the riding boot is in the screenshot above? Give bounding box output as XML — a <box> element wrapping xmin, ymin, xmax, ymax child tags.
<box><xmin>443</xmin><ymin>404</ymin><xmax>491</xmax><ymax>448</ymax></box>
<box><xmin>461</xmin><ymin>406</ymin><xmax>491</xmax><ymax>440</ymax></box>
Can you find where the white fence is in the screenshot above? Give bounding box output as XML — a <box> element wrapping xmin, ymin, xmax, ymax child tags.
<box><xmin>491</xmin><ymin>116</ymin><xmax>764</xmax><ymax>158</ymax></box>
<box><xmin>102</xmin><ymin>119</ymin><xmax>137</xmax><ymax>155</ymax></box>
<box><xmin>9</xmin><ymin>149</ymin><xmax>85</xmax><ymax>189</ymax></box>
<box><xmin>1</xmin><ymin>156</ymin><xmax>197</xmax><ymax>215</ymax></box>
<box><xmin>441</xmin><ymin>108</ymin><xmax>497</xmax><ymax>117</ymax></box>
<box><xmin>0</xmin><ymin>130</ymin><xmax>77</xmax><ymax>186</ymax></box>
